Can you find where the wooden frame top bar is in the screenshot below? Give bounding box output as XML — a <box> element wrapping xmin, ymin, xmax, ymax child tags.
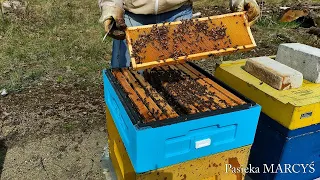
<box><xmin>112</xmin><ymin>64</ymin><xmax>247</xmax><ymax>123</ymax></box>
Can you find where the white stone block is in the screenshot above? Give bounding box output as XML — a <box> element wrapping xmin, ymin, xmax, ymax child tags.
<box><xmin>276</xmin><ymin>43</ymin><xmax>320</xmax><ymax>83</ymax></box>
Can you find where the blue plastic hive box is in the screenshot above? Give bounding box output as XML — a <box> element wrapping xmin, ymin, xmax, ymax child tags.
<box><xmin>248</xmin><ymin>113</ymin><xmax>320</xmax><ymax>180</ymax></box>
<box><xmin>103</xmin><ymin>63</ymin><xmax>261</xmax><ymax>173</ymax></box>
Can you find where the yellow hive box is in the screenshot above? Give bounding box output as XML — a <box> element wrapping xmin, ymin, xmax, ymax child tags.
<box><xmin>106</xmin><ymin>107</ymin><xmax>251</xmax><ymax>180</ymax></box>
<box><xmin>215</xmin><ymin>59</ymin><xmax>320</xmax><ymax>130</ymax></box>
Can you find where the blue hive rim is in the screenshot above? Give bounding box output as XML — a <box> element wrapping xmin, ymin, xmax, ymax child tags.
<box><xmin>105</xmin><ymin>62</ymin><xmax>257</xmax><ymax>129</ymax></box>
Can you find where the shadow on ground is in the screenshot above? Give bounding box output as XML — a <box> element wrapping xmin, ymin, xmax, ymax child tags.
<box><xmin>0</xmin><ymin>139</ymin><xmax>8</xmax><ymax>178</ymax></box>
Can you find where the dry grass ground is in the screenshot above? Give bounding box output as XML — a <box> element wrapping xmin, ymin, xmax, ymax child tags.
<box><xmin>0</xmin><ymin>0</ymin><xmax>112</xmax><ymax>92</ymax></box>
<box><xmin>1</xmin><ymin>1</ymin><xmax>110</xmax><ymax>179</ymax></box>
<box><xmin>0</xmin><ymin>0</ymin><xmax>320</xmax><ymax>179</ymax></box>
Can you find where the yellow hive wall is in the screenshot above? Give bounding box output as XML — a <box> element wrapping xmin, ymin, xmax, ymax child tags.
<box><xmin>215</xmin><ymin>60</ymin><xmax>320</xmax><ymax>130</ymax></box>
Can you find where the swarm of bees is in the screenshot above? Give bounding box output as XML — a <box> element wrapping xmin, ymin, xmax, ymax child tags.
<box><xmin>145</xmin><ymin>67</ymin><xmax>229</xmax><ymax>114</ymax></box>
<box><xmin>130</xmin><ymin>18</ymin><xmax>235</xmax><ymax>63</ymax></box>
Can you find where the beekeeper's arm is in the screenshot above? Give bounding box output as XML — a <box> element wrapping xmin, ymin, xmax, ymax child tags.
<box><xmin>230</xmin><ymin>0</ymin><xmax>260</xmax><ymax>25</ymax></box>
<box><xmin>99</xmin><ymin>0</ymin><xmax>127</xmax><ymax>40</ymax></box>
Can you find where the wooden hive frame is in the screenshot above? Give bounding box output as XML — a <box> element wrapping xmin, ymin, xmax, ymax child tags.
<box><xmin>125</xmin><ymin>12</ymin><xmax>256</xmax><ymax>70</ymax></box>
<box><xmin>112</xmin><ymin>64</ymin><xmax>246</xmax><ymax>123</ymax></box>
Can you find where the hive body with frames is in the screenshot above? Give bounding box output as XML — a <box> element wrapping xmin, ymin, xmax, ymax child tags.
<box><xmin>102</xmin><ymin>11</ymin><xmax>261</xmax><ymax>175</ymax></box>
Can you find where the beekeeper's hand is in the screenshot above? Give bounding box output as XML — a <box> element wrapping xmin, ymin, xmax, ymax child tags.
<box><xmin>230</xmin><ymin>0</ymin><xmax>260</xmax><ymax>25</ymax></box>
<box><xmin>99</xmin><ymin>1</ymin><xmax>127</xmax><ymax>40</ymax></box>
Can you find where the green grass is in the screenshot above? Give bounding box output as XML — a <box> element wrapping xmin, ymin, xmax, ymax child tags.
<box><xmin>0</xmin><ymin>0</ymin><xmax>112</xmax><ymax>91</ymax></box>
<box><xmin>255</xmin><ymin>15</ymin><xmax>301</xmax><ymax>29</ymax></box>
<box><xmin>1</xmin><ymin>0</ymin><xmax>319</xmax><ymax>92</ymax></box>
<box><xmin>63</xmin><ymin>122</ymin><xmax>75</xmax><ymax>132</ymax></box>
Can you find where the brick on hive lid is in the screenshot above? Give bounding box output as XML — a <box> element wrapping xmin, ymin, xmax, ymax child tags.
<box><xmin>243</xmin><ymin>56</ymin><xmax>303</xmax><ymax>90</ymax></box>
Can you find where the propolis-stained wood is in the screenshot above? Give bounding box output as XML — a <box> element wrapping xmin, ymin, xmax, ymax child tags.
<box><xmin>112</xmin><ymin>63</ymin><xmax>246</xmax><ymax>123</ymax></box>
<box><xmin>125</xmin><ymin>12</ymin><xmax>256</xmax><ymax>70</ymax></box>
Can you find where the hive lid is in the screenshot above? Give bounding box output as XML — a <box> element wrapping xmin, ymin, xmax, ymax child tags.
<box><xmin>125</xmin><ymin>12</ymin><xmax>256</xmax><ymax>70</ymax></box>
<box><xmin>217</xmin><ymin>59</ymin><xmax>320</xmax><ymax>107</ymax></box>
